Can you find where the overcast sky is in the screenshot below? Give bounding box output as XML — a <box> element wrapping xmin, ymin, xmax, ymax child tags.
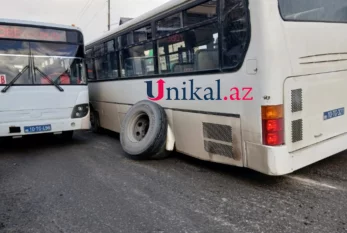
<box><xmin>2</xmin><ymin>0</ymin><xmax>170</xmax><ymax>43</ymax></box>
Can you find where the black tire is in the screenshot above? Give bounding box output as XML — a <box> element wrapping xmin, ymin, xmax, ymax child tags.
<box><xmin>120</xmin><ymin>100</ymin><xmax>168</xmax><ymax>160</ymax></box>
<box><xmin>90</xmin><ymin>109</ymin><xmax>102</xmax><ymax>133</ymax></box>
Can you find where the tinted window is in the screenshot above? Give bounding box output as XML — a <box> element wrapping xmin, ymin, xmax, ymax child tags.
<box><xmin>86</xmin><ymin>59</ymin><xmax>95</xmax><ymax>80</ymax></box>
<box><xmin>31</xmin><ymin>42</ymin><xmax>80</xmax><ymax>57</ymax></box>
<box><xmin>0</xmin><ymin>40</ymin><xmax>29</xmax><ymax>55</ymax></box>
<box><xmin>93</xmin><ymin>44</ymin><xmax>105</xmax><ymax>80</ymax></box>
<box><xmin>94</xmin><ymin>56</ymin><xmax>104</xmax><ymax>80</ymax></box>
<box><xmin>158</xmin><ymin>23</ymin><xmax>219</xmax><ymax>74</ymax></box>
<box><xmin>86</xmin><ymin>49</ymin><xmax>93</xmax><ymax>58</ymax></box>
<box><xmin>106</xmin><ymin>40</ymin><xmax>114</xmax><ymax>52</ymax></box>
<box><xmin>0</xmin><ymin>41</ymin><xmax>31</xmax><ymax>84</ymax></box>
<box><xmin>134</xmin><ymin>25</ymin><xmax>152</xmax><ymax>43</ymax></box>
<box><xmin>279</xmin><ymin>0</ymin><xmax>347</xmax><ymax>22</ymax></box>
<box><xmin>94</xmin><ymin>44</ymin><xmax>104</xmax><ymax>57</ymax></box>
<box><xmin>0</xmin><ymin>40</ymin><xmax>86</xmax><ymax>85</ymax></box>
<box><xmin>105</xmin><ymin>40</ymin><xmax>119</xmax><ymax>79</ymax></box>
<box><xmin>156</xmin><ymin>13</ymin><xmax>182</xmax><ymax>37</ymax></box>
<box><xmin>85</xmin><ymin>49</ymin><xmax>95</xmax><ymax>80</ymax></box>
<box><xmin>121</xmin><ymin>32</ymin><xmax>133</xmax><ymax>47</ymax></box>
<box><xmin>184</xmin><ymin>0</ymin><xmax>217</xmax><ymax>26</ymax></box>
<box><xmin>121</xmin><ymin>42</ymin><xmax>155</xmax><ymax>77</ymax></box>
<box><xmin>221</xmin><ymin>0</ymin><xmax>249</xmax><ymax>69</ymax></box>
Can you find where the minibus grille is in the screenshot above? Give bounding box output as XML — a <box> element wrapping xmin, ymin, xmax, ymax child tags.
<box><xmin>202</xmin><ymin>122</ymin><xmax>234</xmax><ymax>158</ymax></box>
<box><xmin>291</xmin><ymin>88</ymin><xmax>304</xmax><ymax>143</ymax></box>
<box><xmin>203</xmin><ymin>123</ymin><xmax>232</xmax><ymax>142</ymax></box>
<box><xmin>292</xmin><ymin>119</ymin><xmax>303</xmax><ymax>143</ymax></box>
<box><xmin>291</xmin><ymin>89</ymin><xmax>303</xmax><ymax>112</ymax></box>
<box><xmin>204</xmin><ymin>141</ymin><xmax>233</xmax><ymax>158</ymax></box>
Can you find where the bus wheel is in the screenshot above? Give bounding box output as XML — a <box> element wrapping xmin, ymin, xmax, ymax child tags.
<box><xmin>120</xmin><ymin>100</ymin><xmax>168</xmax><ymax>160</ymax></box>
<box><xmin>90</xmin><ymin>110</ymin><xmax>101</xmax><ymax>133</ymax></box>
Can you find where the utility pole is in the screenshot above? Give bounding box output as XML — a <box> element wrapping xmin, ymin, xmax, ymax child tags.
<box><xmin>108</xmin><ymin>0</ymin><xmax>110</xmax><ymax>31</ymax></box>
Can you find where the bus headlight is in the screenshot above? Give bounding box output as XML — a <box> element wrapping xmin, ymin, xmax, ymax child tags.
<box><xmin>71</xmin><ymin>104</ymin><xmax>89</xmax><ymax>118</ymax></box>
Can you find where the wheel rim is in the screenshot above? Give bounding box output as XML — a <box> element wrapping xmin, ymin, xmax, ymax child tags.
<box><xmin>129</xmin><ymin>113</ymin><xmax>150</xmax><ymax>142</ymax></box>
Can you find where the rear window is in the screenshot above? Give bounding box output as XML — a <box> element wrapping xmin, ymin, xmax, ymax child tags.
<box><xmin>279</xmin><ymin>0</ymin><xmax>347</xmax><ymax>23</ymax></box>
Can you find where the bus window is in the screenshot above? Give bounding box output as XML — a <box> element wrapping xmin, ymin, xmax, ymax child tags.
<box><xmin>86</xmin><ymin>58</ymin><xmax>95</xmax><ymax>80</ymax></box>
<box><xmin>85</xmin><ymin>49</ymin><xmax>95</xmax><ymax>81</ymax></box>
<box><xmin>184</xmin><ymin>0</ymin><xmax>217</xmax><ymax>26</ymax></box>
<box><xmin>94</xmin><ymin>57</ymin><xmax>105</xmax><ymax>80</ymax></box>
<box><xmin>106</xmin><ymin>40</ymin><xmax>119</xmax><ymax>79</ymax></box>
<box><xmin>158</xmin><ymin>23</ymin><xmax>219</xmax><ymax>74</ymax></box>
<box><xmin>93</xmin><ymin>44</ymin><xmax>106</xmax><ymax>80</ymax></box>
<box><xmin>121</xmin><ymin>32</ymin><xmax>133</xmax><ymax>48</ymax></box>
<box><xmin>279</xmin><ymin>0</ymin><xmax>347</xmax><ymax>23</ymax></box>
<box><xmin>134</xmin><ymin>25</ymin><xmax>152</xmax><ymax>43</ymax></box>
<box><xmin>221</xmin><ymin>0</ymin><xmax>249</xmax><ymax>69</ymax></box>
<box><xmin>156</xmin><ymin>13</ymin><xmax>182</xmax><ymax>37</ymax></box>
<box><xmin>121</xmin><ymin>42</ymin><xmax>155</xmax><ymax>78</ymax></box>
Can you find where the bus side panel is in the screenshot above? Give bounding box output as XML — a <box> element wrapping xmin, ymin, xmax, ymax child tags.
<box><xmin>116</xmin><ymin>104</ymin><xmax>132</xmax><ymax>132</ymax></box>
<box><xmin>284</xmin><ymin>71</ymin><xmax>347</xmax><ymax>153</ymax></box>
<box><xmin>90</xmin><ymin>101</ymin><xmax>122</xmax><ymax>133</ymax></box>
<box><xmin>173</xmin><ymin>111</ymin><xmax>243</xmax><ymax>167</ymax></box>
<box><xmin>103</xmin><ymin>102</ymin><xmax>122</xmax><ymax>132</ymax></box>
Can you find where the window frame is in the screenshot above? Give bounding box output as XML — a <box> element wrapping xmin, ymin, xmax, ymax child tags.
<box><xmin>86</xmin><ymin>0</ymin><xmax>251</xmax><ymax>82</ymax></box>
<box><xmin>220</xmin><ymin>0</ymin><xmax>251</xmax><ymax>71</ymax></box>
<box><xmin>104</xmin><ymin>39</ymin><xmax>120</xmax><ymax>80</ymax></box>
<box><xmin>183</xmin><ymin>0</ymin><xmax>218</xmax><ymax>27</ymax></box>
<box><xmin>157</xmin><ymin>21</ymin><xmax>220</xmax><ymax>74</ymax></box>
<box><xmin>85</xmin><ymin>48</ymin><xmax>96</xmax><ymax>81</ymax></box>
<box><xmin>277</xmin><ymin>0</ymin><xmax>347</xmax><ymax>24</ymax></box>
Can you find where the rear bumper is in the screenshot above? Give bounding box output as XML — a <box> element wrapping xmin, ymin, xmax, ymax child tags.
<box><xmin>245</xmin><ymin>132</ymin><xmax>347</xmax><ymax>176</ymax></box>
<box><xmin>0</xmin><ymin>112</ymin><xmax>90</xmax><ymax>137</ymax></box>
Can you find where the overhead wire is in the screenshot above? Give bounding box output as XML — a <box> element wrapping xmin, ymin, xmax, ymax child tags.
<box><xmin>75</xmin><ymin>0</ymin><xmax>96</xmax><ymax>23</ymax></box>
<box><xmin>83</xmin><ymin>1</ymin><xmax>107</xmax><ymax>28</ymax></box>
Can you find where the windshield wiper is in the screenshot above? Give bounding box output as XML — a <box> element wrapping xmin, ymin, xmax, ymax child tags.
<box><xmin>30</xmin><ymin>49</ymin><xmax>64</xmax><ymax>92</ymax></box>
<box><xmin>1</xmin><ymin>65</ymin><xmax>30</xmax><ymax>93</ymax></box>
<box><xmin>34</xmin><ymin>67</ymin><xmax>64</xmax><ymax>92</ymax></box>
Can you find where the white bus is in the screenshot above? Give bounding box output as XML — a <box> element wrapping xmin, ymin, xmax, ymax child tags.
<box><xmin>86</xmin><ymin>0</ymin><xmax>347</xmax><ymax>175</ymax></box>
<box><xmin>0</xmin><ymin>19</ymin><xmax>90</xmax><ymax>140</ymax></box>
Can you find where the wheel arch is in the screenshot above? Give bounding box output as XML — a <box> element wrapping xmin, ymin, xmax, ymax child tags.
<box><xmin>163</xmin><ymin>108</ymin><xmax>176</xmax><ymax>152</ymax></box>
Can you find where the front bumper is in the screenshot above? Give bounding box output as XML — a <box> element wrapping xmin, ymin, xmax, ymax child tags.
<box><xmin>0</xmin><ymin>112</ymin><xmax>90</xmax><ymax>137</ymax></box>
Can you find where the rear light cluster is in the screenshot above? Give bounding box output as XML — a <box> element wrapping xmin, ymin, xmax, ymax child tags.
<box><xmin>71</xmin><ymin>104</ymin><xmax>89</xmax><ymax>118</ymax></box>
<box><xmin>262</xmin><ymin>105</ymin><xmax>284</xmax><ymax>146</ymax></box>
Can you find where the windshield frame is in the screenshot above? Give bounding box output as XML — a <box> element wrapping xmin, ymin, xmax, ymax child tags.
<box><xmin>278</xmin><ymin>0</ymin><xmax>347</xmax><ymax>24</ymax></box>
<box><xmin>0</xmin><ymin>24</ymin><xmax>87</xmax><ymax>86</ymax></box>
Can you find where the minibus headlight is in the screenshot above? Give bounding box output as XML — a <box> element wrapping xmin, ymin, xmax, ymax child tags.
<box><xmin>72</xmin><ymin>104</ymin><xmax>89</xmax><ymax>118</ymax></box>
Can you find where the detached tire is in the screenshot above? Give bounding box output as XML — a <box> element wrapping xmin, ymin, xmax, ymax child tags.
<box><xmin>120</xmin><ymin>100</ymin><xmax>168</xmax><ymax>160</ymax></box>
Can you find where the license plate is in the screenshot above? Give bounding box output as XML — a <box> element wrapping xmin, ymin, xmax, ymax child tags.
<box><xmin>323</xmin><ymin>108</ymin><xmax>344</xmax><ymax>120</ymax></box>
<box><xmin>24</xmin><ymin>124</ymin><xmax>52</xmax><ymax>133</ymax></box>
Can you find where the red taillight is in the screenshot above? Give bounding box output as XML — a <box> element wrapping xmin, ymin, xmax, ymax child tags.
<box><xmin>264</xmin><ymin>131</ymin><xmax>284</xmax><ymax>146</ymax></box>
<box><xmin>263</xmin><ymin>119</ymin><xmax>284</xmax><ymax>132</ymax></box>
<box><xmin>262</xmin><ymin>105</ymin><xmax>284</xmax><ymax>146</ymax></box>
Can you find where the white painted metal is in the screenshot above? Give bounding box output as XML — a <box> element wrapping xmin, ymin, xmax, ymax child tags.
<box><xmin>87</xmin><ymin>0</ymin><xmax>347</xmax><ymax>175</ymax></box>
<box><xmin>0</xmin><ymin>18</ymin><xmax>82</xmax><ymax>31</ymax></box>
<box><xmin>0</xmin><ymin>20</ymin><xmax>90</xmax><ymax>137</ymax></box>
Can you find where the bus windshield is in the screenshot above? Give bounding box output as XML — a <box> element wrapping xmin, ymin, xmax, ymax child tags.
<box><xmin>279</xmin><ymin>0</ymin><xmax>347</xmax><ymax>23</ymax></box>
<box><xmin>0</xmin><ymin>40</ymin><xmax>86</xmax><ymax>85</ymax></box>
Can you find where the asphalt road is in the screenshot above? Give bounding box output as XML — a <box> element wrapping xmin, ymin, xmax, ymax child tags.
<box><xmin>0</xmin><ymin>130</ymin><xmax>346</xmax><ymax>233</ymax></box>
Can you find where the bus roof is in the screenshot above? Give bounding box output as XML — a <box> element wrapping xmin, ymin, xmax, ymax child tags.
<box><xmin>86</xmin><ymin>0</ymin><xmax>190</xmax><ymax>46</ymax></box>
<box><xmin>0</xmin><ymin>18</ymin><xmax>82</xmax><ymax>32</ymax></box>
